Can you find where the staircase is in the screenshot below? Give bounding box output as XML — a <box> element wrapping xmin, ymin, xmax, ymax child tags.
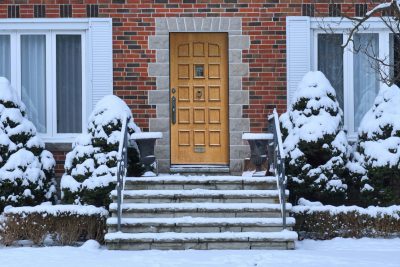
<box><xmin>105</xmin><ymin>174</ymin><xmax>297</xmax><ymax>250</ymax></box>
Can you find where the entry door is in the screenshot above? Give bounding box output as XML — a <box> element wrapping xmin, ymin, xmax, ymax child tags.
<box><xmin>170</xmin><ymin>33</ymin><xmax>229</xmax><ymax>165</ymax></box>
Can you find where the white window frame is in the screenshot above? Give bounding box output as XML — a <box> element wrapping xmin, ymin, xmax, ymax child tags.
<box><xmin>310</xmin><ymin>18</ymin><xmax>392</xmax><ymax>140</ymax></box>
<box><xmin>0</xmin><ymin>18</ymin><xmax>111</xmax><ymax>143</ymax></box>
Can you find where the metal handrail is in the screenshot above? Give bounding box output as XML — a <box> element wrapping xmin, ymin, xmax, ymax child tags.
<box><xmin>116</xmin><ymin>116</ymin><xmax>129</xmax><ymax>232</ymax></box>
<box><xmin>267</xmin><ymin>108</ymin><xmax>287</xmax><ymax>229</ymax></box>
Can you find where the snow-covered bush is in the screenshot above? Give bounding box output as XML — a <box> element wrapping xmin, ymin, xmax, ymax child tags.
<box><xmin>61</xmin><ymin>95</ymin><xmax>145</xmax><ymax>208</ymax></box>
<box><xmin>281</xmin><ymin>71</ymin><xmax>350</xmax><ymax>205</ymax></box>
<box><xmin>350</xmin><ymin>84</ymin><xmax>400</xmax><ymax>206</ymax></box>
<box><xmin>0</xmin><ymin>78</ymin><xmax>56</xmax><ymax>212</ymax></box>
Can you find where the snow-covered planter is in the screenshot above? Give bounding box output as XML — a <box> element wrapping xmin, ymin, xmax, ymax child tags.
<box><xmin>61</xmin><ymin>95</ymin><xmax>145</xmax><ymax>208</ymax></box>
<box><xmin>349</xmin><ymin>84</ymin><xmax>400</xmax><ymax>206</ymax></box>
<box><xmin>0</xmin><ymin>78</ymin><xmax>56</xmax><ymax>212</ymax></box>
<box><xmin>292</xmin><ymin>198</ymin><xmax>400</xmax><ymax>240</ymax></box>
<box><xmin>281</xmin><ymin>71</ymin><xmax>350</xmax><ymax>205</ymax></box>
<box><xmin>0</xmin><ymin>204</ymin><xmax>108</xmax><ymax>246</ymax></box>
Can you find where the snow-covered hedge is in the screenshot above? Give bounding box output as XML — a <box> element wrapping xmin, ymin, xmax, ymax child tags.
<box><xmin>293</xmin><ymin>199</ymin><xmax>400</xmax><ymax>239</ymax></box>
<box><xmin>281</xmin><ymin>71</ymin><xmax>350</xmax><ymax>205</ymax></box>
<box><xmin>61</xmin><ymin>95</ymin><xmax>145</xmax><ymax>208</ymax></box>
<box><xmin>348</xmin><ymin>84</ymin><xmax>400</xmax><ymax>206</ymax></box>
<box><xmin>0</xmin><ymin>78</ymin><xmax>56</xmax><ymax>212</ymax></box>
<box><xmin>0</xmin><ymin>204</ymin><xmax>108</xmax><ymax>246</ymax></box>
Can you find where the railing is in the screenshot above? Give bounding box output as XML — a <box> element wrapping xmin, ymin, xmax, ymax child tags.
<box><xmin>267</xmin><ymin>108</ymin><xmax>287</xmax><ymax>229</ymax></box>
<box><xmin>116</xmin><ymin>116</ymin><xmax>129</xmax><ymax>232</ymax></box>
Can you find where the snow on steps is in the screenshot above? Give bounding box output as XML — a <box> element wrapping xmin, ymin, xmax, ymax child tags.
<box><xmin>124</xmin><ymin>175</ymin><xmax>278</xmax><ymax>190</ymax></box>
<box><xmin>105</xmin><ymin>230</ymin><xmax>297</xmax><ymax>250</ymax></box>
<box><xmin>110</xmin><ymin>189</ymin><xmax>288</xmax><ymax>204</ymax></box>
<box><xmin>106</xmin><ymin>174</ymin><xmax>296</xmax><ymax>250</ymax></box>
<box><xmin>109</xmin><ymin>203</ymin><xmax>291</xmax><ymax>218</ymax></box>
<box><xmin>107</xmin><ymin>217</ymin><xmax>296</xmax><ymax>233</ymax></box>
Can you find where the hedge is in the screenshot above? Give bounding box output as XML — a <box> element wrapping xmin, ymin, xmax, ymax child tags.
<box><xmin>292</xmin><ymin>204</ymin><xmax>400</xmax><ymax>240</ymax></box>
<box><xmin>0</xmin><ymin>204</ymin><xmax>108</xmax><ymax>246</ymax></box>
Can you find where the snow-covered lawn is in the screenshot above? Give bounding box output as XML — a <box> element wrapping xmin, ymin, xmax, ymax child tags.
<box><xmin>0</xmin><ymin>238</ymin><xmax>398</xmax><ymax>267</ymax></box>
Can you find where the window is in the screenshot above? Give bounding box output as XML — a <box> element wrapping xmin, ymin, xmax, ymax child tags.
<box><xmin>0</xmin><ymin>19</ymin><xmax>112</xmax><ymax>143</ymax></box>
<box><xmin>1</xmin><ymin>31</ymin><xmax>85</xmax><ymax>139</ymax></box>
<box><xmin>314</xmin><ymin>29</ymin><xmax>392</xmax><ymax>138</ymax></box>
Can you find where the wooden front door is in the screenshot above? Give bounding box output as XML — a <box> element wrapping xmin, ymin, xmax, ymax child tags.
<box><xmin>170</xmin><ymin>33</ymin><xmax>229</xmax><ymax>165</ymax></box>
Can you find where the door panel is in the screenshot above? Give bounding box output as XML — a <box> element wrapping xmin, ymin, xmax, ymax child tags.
<box><xmin>170</xmin><ymin>33</ymin><xmax>229</xmax><ymax>165</ymax></box>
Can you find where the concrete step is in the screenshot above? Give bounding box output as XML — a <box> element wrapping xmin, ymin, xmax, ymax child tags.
<box><xmin>124</xmin><ymin>175</ymin><xmax>278</xmax><ymax>190</ymax></box>
<box><xmin>105</xmin><ymin>230</ymin><xmax>298</xmax><ymax>250</ymax></box>
<box><xmin>107</xmin><ymin>217</ymin><xmax>295</xmax><ymax>233</ymax></box>
<box><xmin>109</xmin><ymin>203</ymin><xmax>289</xmax><ymax>218</ymax></box>
<box><xmin>112</xmin><ymin>189</ymin><xmax>287</xmax><ymax>204</ymax></box>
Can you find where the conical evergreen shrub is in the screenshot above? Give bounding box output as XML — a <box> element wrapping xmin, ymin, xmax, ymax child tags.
<box><xmin>61</xmin><ymin>95</ymin><xmax>145</xmax><ymax>208</ymax></box>
<box><xmin>281</xmin><ymin>71</ymin><xmax>350</xmax><ymax>205</ymax></box>
<box><xmin>0</xmin><ymin>77</ymin><xmax>56</xmax><ymax>212</ymax></box>
<box><xmin>350</xmin><ymin>84</ymin><xmax>400</xmax><ymax>205</ymax></box>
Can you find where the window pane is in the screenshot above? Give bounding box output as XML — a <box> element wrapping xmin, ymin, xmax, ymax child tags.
<box><xmin>318</xmin><ymin>34</ymin><xmax>344</xmax><ymax>109</ymax></box>
<box><xmin>390</xmin><ymin>34</ymin><xmax>400</xmax><ymax>87</ymax></box>
<box><xmin>353</xmin><ymin>33</ymin><xmax>380</xmax><ymax>130</ymax></box>
<box><xmin>21</xmin><ymin>35</ymin><xmax>47</xmax><ymax>133</ymax></box>
<box><xmin>0</xmin><ymin>35</ymin><xmax>11</xmax><ymax>80</ymax></box>
<box><xmin>56</xmin><ymin>35</ymin><xmax>82</xmax><ymax>133</ymax></box>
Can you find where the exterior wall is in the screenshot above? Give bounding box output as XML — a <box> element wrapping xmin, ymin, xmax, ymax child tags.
<box><xmin>0</xmin><ymin>0</ymin><xmax>365</xmax><ymax>175</ymax></box>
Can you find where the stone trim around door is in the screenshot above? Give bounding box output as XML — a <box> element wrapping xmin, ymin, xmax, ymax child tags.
<box><xmin>148</xmin><ymin>17</ymin><xmax>250</xmax><ymax>174</ymax></box>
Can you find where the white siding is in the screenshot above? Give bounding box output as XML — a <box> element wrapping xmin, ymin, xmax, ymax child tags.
<box><xmin>286</xmin><ymin>16</ymin><xmax>311</xmax><ymax>107</ymax></box>
<box><xmin>89</xmin><ymin>19</ymin><xmax>113</xmax><ymax>110</ymax></box>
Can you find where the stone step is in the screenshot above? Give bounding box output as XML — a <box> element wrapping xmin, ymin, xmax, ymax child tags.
<box><xmin>124</xmin><ymin>175</ymin><xmax>278</xmax><ymax>190</ymax></box>
<box><xmin>105</xmin><ymin>230</ymin><xmax>298</xmax><ymax>250</ymax></box>
<box><xmin>112</xmin><ymin>189</ymin><xmax>287</xmax><ymax>204</ymax></box>
<box><xmin>109</xmin><ymin>203</ymin><xmax>289</xmax><ymax>218</ymax></box>
<box><xmin>107</xmin><ymin>217</ymin><xmax>295</xmax><ymax>233</ymax></box>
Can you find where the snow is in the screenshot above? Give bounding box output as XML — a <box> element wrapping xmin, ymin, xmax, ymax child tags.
<box><xmin>111</xmin><ymin>202</ymin><xmax>290</xmax><ymax>211</ymax></box>
<box><xmin>293</xmin><ymin>199</ymin><xmax>400</xmax><ymax>219</ymax></box>
<box><xmin>131</xmin><ymin>132</ymin><xmax>163</xmax><ymax>140</ymax></box>
<box><xmin>3</xmin><ymin>204</ymin><xmax>109</xmax><ymax>217</ymax></box>
<box><xmin>242</xmin><ymin>133</ymin><xmax>273</xmax><ymax>140</ymax></box>
<box><xmin>104</xmin><ymin>230</ymin><xmax>298</xmax><ymax>241</ymax></box>
<box><xmin>0</xmin><ymin>238</ymin><xmax>398</xmax><ymax>267</ymax></box>
<box><xmin>106</xmin><ymin>217</ymin><xmax>296</xmax><ymax>226</ymax></box>
<box><xmin>126</xmin><ymin>174</ymin><xmax>277</xmax><ymax>183</ymax></box>
<box><xmin>111</xmin><ymin>189</ymin><xmax>285</xmax><ymax>197</ymax></box>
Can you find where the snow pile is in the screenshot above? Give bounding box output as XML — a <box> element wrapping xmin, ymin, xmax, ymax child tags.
<box><xmin>61</xmin><ymin>95</ymin><xmax>144</xmax><ymax>208</ymax></box>
<box><xmin>349</xmin><ymin>84</ymin><xmax>400</xmax><ymax>205</ymax></box>
<box><xmin>0</xmin><ymin>77</ymin><xmax>56</xmax><ymax>212</ymax></box>
<box><xmin>280</xmin><ymin>71</ymin><xmax>350</xmax><ymax>204</ymax></box>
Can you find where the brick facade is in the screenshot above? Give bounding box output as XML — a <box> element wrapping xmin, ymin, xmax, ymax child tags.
<box><xmin>0</xmin><ymin>0</ymin><xmax>367</xmax><ymax>174</ymax></box>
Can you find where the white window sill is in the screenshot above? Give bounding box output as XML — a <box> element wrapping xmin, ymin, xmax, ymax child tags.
<box><xmin>40</xmin><ymin>135</ymin><xmax>77</xmax><ymax>144</ymax></box>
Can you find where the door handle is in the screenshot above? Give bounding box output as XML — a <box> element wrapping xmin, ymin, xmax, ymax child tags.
<box><xmin>171</xmin><ymin>96</ymin><xmax>176</xmax><ymax>125</ymax></box>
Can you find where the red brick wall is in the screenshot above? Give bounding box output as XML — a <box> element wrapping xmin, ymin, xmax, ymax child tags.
<box><xmin>0</xmin><ymin>0</ymin><xmax>366</xmax><ymax>175</ymax></box>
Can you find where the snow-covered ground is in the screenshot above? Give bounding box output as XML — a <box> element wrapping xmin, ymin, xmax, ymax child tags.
<box><xmin>0</xmin><ymin>238</ymin><xmax>398</xmax><ymax>267</ymax></box>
